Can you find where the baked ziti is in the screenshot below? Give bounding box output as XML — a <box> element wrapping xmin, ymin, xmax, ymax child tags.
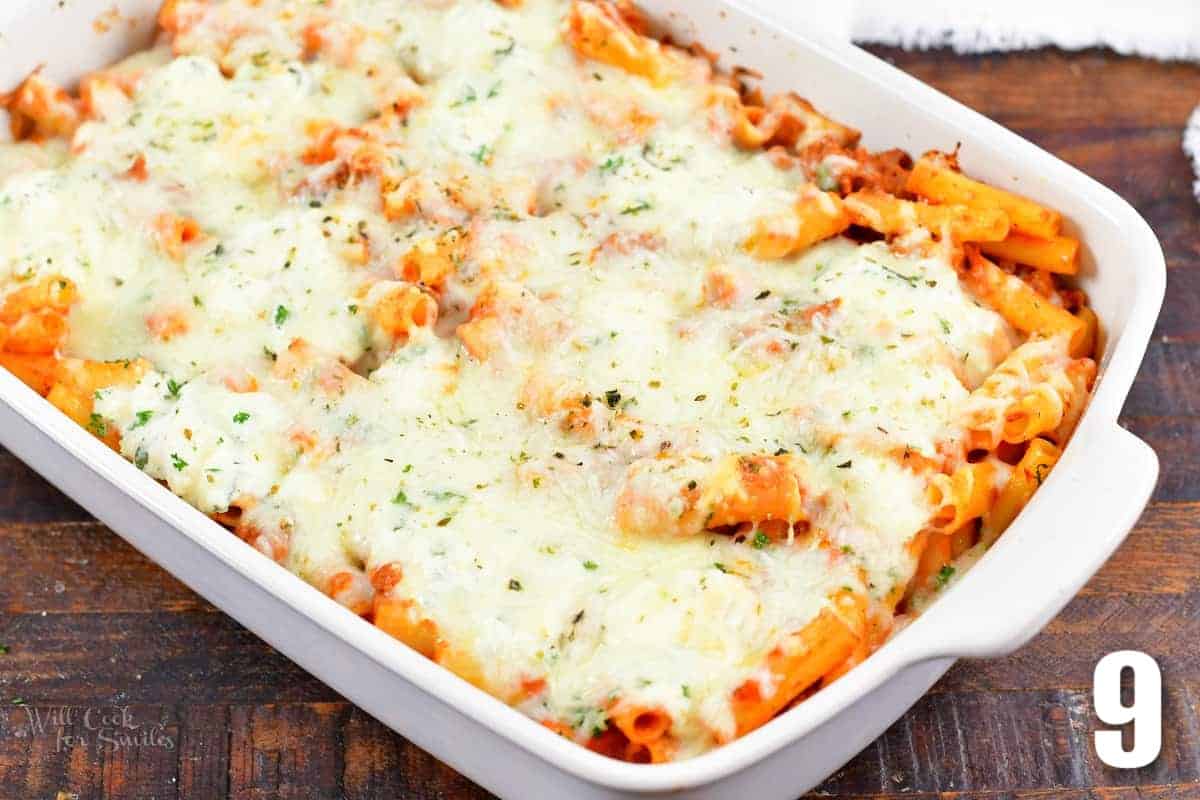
<box><xmin>0</xmin><ymin>0</ymin><xmax>1097</xmax><ymax>762</ymax></box>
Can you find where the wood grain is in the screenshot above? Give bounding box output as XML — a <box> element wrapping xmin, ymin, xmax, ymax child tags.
<box><xmin>0</xmin><ymin>46</ymin><xmax>1197</xmax><ymax>799</ymax></box>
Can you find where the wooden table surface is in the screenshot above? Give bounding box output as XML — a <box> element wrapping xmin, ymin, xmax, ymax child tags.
<box><xmin>0</xmin><ymin>46</ymin><xmax>1197</xmax><ymax>800</ymax></box>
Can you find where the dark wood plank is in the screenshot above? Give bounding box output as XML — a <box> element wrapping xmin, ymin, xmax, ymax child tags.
<box><xmin>937</xmin><ymin>591</ymin><xmax>1199</xmax><ymax>693</ymax></box>
<box><xmin>1082</xmin><ymin>502</ymin><xmax>1200</xmax><ymax>595</ymax></box>
<box><xmin>177</xmin><ymin>704</ymin><xmax>232</xmax><ymax>800</ymax></box>
<box><xmin>815</xmin><ymin>684</ymin><xmax>1200</xmax><ymax>796</ymax></box>
<box><xmin>1125</xmin><ymin>342</ymin><xmax>1200</xmax><ymax>419</ymax></box>
<box><xmin>0</xmin><ymin>451</ymin><xmax>89</xmax><ymax>525</ymax></box>
<box><xmin>227</xmin><ymin>704</ymin><xmax>347</xmax><ymax>800</ymax></box>
<box><xmin>0</xmin><ymin>704</ymin><xmax>181</xmax><ymax>800</ymax></box>
<box><xmin>1119</xmin><ymin>418</ymin><xmax>1200</xmax><ymax>503</ymax></box>
<box><xmin>817</xmin><ymin>690</ymin><xmax>1094</xmax><ymax>794</ymax></box>
<box><xmin>1088</xmin><ymin>683</ymin><xmax>1200</xmax><ymax>791</ymax></box>
<box><xmin>870</xmin><ymin>48</ymin><xmax>1200</xmax><ymax>131</ymax></box>
<box><xmin>8</xmin><ymin>696</ymin><xmax>1190</xmax><ymax>800</ymax></box>
<box><xmin>341</xmin><ymin>707</ymin><xmax>494</xmax><ymax>800</ymax></box>
<box><xmin>0</xmin><ymin>521</ymin><xmax>208</xmax><ymax>614</ymax></box>
<box><xmin>0</xmin><ymin>612</ymin><xmax>335</xmax><ymax>705</ymax></box>
<box><xmin>808</xmin><ymin>787</ymin><xmax>1200</xmax><ymax>799</ymax></box>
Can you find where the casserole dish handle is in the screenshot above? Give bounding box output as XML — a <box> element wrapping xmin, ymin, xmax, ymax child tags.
<box><xmin>897</xmin><ymin>423</ymin><xmax>1158</xmax><ymax>660</ymax></box>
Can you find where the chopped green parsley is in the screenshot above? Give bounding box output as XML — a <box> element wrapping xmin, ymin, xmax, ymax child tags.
<box><xmin>87</xmin><ymin>414</ymin><xmax>107</xmax><ymax>437</ymax></box>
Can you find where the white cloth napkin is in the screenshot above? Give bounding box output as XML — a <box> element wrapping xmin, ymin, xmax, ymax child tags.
<box><xmin>845</xmin><ymin>0</ymin><xmax>1200</xmax><ymax>61</ymax></box>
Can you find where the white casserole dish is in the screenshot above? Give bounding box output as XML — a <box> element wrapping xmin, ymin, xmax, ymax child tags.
<box><xmin>0</xmin><ymin>1</ymin><xmax>1164</xmax><ymax>796</ymax></box>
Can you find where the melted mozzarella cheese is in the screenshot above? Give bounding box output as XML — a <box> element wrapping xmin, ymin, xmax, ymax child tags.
<box><xmin>2</xmin><ymin>0</ymin><xmax>1016</xmax><ymax>758</ymax></box>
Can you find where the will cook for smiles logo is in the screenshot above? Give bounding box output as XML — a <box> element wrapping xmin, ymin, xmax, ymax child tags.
<box><xmin>1</xmin><ymin>705</ymin><xmax>176</xmax><ymax>752</ymax></box>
